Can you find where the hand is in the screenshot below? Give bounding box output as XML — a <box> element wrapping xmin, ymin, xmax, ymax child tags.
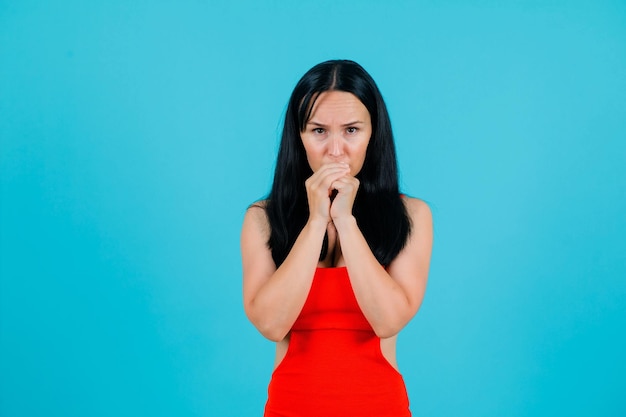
<box><xmin>304</xmin><ymin>162</ymin><xmax>351</xmax><ymax>224</ymax></box>
<box><xmin>329</xmin><ymin>174</ymin><xmax>359</xmax><ymax>222</ymax></box>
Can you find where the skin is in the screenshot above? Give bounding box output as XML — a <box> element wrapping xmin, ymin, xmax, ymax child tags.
<box><xmin>241</xmin><ymin>90</ymin><xmax>433</xmax><ymax>371</ymax></box>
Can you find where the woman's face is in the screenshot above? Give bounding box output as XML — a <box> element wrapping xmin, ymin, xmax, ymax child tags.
<box><xmin>300</xmin><ymin>91</ymin><xmax>372</xmax><ymax>176</ymax></box>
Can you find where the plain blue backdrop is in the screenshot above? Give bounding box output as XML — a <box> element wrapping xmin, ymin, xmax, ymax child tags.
<box><xmin>1</xmin><ymin>1</ymin><xmax>625</xmax><ymax>416</ymax></box>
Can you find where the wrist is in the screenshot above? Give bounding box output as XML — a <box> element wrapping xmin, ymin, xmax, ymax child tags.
<box><xmin>306</xmin><ymin>217</ymin><xmax>330</xmax><ymax>234</ymax></box>
<box><xmin>332</xmin><ymin>215</ymin><xmax>357</xmax><ymax>233</ymax></box>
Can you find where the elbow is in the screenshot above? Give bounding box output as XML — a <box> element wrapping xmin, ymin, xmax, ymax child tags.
<box><xmin>257</xmin><ymin>323</ymin><xmax>289</xmax><ymax>342</ymax></box>
<box><xmin>372</xmin><ymin>324</ymin><xmax>403</xmax><ymax>339</ymax></box>
<box><xmin>244</xmin><ymin>305</ymin><xmax>290</xmax><ymax>342</ymax></box>
<box><xmin>371</xmin><ymin>306</ymin><xmax>421</xmax><ymax>338</ymax></box>
<box><xmin>371</xmin><ymin>315</ymin><xmax>406</xmax><ymax>338</ymax></box>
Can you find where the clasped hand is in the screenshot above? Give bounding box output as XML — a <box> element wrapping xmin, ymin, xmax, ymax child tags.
<box><xmin>304</xmin><ymin>162</ymin><xmax>359</xmax><ymax>224</ymax></box>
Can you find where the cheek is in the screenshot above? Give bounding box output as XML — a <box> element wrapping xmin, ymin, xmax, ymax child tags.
<box><xmin>305</xmin><ymin>155</ymin><xmax>318</xmax><ymax>171</ymax></box>
<box><xmin>351</xmin><ymin>143</ymin><xmax>370</xmax><ymax>174</ymax></box>
<box><xmin>303</xmin><ymin>145</ymin><xmax>323</xmax><ymax>171</ymax></box>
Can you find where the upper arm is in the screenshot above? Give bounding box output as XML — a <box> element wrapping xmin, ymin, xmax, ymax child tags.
<box><xmin>240</xmin><ymin>203</ymin><xmax>277</xmax><ymax>313</ymax></box>
<box><xmin>386</xmin><ymin>197</ymin><xmax>433</xmax><ymax>316</ymax></box>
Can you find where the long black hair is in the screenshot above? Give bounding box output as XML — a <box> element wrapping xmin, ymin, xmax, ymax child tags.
<box><xmin>266</xmin><ymin>59</ymin><xmax>411</xmax><ymax>267</ymax></box>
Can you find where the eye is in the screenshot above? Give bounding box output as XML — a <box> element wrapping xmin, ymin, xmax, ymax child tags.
<box><xmin>313</xmin><ymin>127</ymin><xmax>326</xmax><ymax>134</ymax></box>
<box><xmin>346</xmin><ymin>127</ymin><xmax>358</xmax><ymax>134</ymax></box>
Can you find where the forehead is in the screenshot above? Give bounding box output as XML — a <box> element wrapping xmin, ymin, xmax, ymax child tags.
<box><xmin>307</xmin><ymin>91</ymin><xmax>370</xmax><ymax>122</ymax></box>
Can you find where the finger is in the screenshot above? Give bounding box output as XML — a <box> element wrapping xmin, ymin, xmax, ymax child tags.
<box><xmin>313</xmin><ymin>164</ymin><xmax>350</xmax><ymax>181</ymax></box>
<box><xmin>330</xmin><ymin>182</ymin><xmax>359</xmax><ymax>206</ymax></box>
<box><xmin>310</xmin><ymin>167</ymin><xmax>350</xmax><ymax>191</ymax></box>
<box><xmin>330</xmin><ymin>176</ymin><xmax>359</xmax><ymax>191</ymax></box>
<box><xmin>312</xmin><ymin>163</ymin><xmax>349</xmax><ymax>179</ymax></box>
<box><xmin>306</xmin><ymin>167</ymin><xmax>345</xmax><ymax>187</ymax></box>
<box><xmin>318</xmin><ymin>162</ymin><xmax>350</xmax><ymax>171</ymax></box>
<box><xmin>330</xmin><ymin>183</ymin><xmax>355</xmax><ymax>197</ymax></box>
<box><xmin>323</xmin><ymin>173</ymin><xmax>352</xmax><ymax>195</ymax></box>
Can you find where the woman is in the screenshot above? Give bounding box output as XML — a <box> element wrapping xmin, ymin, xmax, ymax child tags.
<box><xmin>241</xmin><ymin>60</ymin><xmax>433</xmax><ymax>417</ymax></box>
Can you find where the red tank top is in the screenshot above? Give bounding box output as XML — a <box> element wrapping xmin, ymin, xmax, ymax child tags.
<box><xmin>264</xmin><ymin>267</ymin><xmax>411</xmax><ymax>417</ymax></box>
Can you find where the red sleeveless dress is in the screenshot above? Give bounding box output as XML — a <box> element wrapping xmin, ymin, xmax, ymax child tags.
<box><xmin>264</xmin><ymin>266</ymin><xmax>411</xmax><ymax>417</ymax></box>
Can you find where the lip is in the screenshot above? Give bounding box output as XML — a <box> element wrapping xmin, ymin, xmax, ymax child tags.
<box><xmin>325</xmin><ymin>159</ymin><xmax>350</xmax><ymax>165</ymax></box>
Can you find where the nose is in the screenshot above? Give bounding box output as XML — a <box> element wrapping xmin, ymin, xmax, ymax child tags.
<box><xmin>328</xmin><ymin>134</ymin><xmax>344</xmax><ymax>157</ymax></box>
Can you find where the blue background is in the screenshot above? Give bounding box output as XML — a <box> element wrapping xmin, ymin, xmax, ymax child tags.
<box><xmin>1</xmin><ymin>1</ymin><xmax>625</xmax><ymax>416</ymax></box>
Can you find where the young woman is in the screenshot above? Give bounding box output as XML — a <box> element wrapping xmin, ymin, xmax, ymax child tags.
<box><xmin>241</xmin><ymin>60</ymin><xmax>433</xmax><ymax>417</ymax></box>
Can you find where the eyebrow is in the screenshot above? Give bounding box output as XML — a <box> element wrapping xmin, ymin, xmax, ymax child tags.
<box><xmin>307</xmin><ymin>120</ymin><xmax>365</xmax><ymax>127</ymax></box>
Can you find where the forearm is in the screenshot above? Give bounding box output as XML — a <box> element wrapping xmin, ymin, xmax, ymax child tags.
<box><xmin>333</xmin><ymin>216</ymin><xmax>416</xmax><ymax>337</ymax></box>
<box><xmin>247</xmin><ymin>219</ymin><xmax>327</xmax><ymax>341</ymax></box>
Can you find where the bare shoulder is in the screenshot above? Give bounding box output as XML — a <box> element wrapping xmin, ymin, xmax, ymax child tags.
<box><xmin>248</xmin><ymin>199</ymin><xmax>268</xmax><ymax>210</ymax></box>
<box><xmin>247</xmin><ymin>199</ymin><xmax>268</xmax><ymax>213</ymax></box>
<box><xmin>241</xmin><ymin>199</ymin><xmax>275</xmax><ymax>272</ymax></box>
<box><xmin>243</xmin><ymin>200</ymin><xmax>270</xmax><ymax>237</ymax></box>
<box><xmin>402</xmin><ymin>196</ymin><xmax>433</xmax><ymax>228</ymax></box>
